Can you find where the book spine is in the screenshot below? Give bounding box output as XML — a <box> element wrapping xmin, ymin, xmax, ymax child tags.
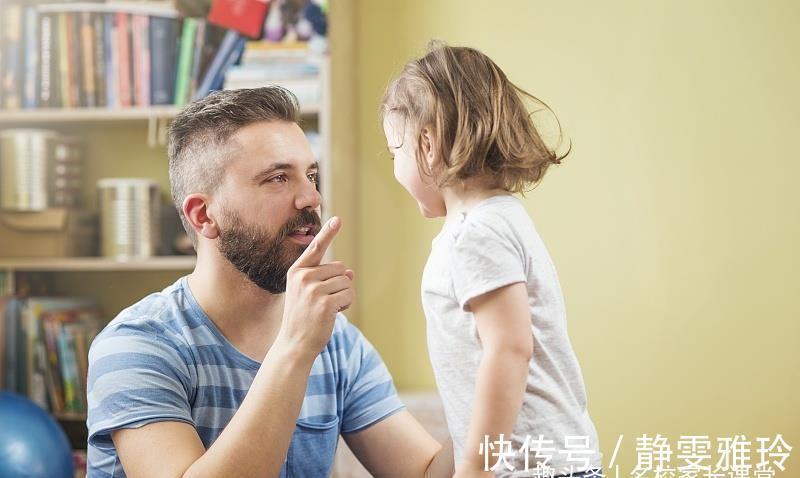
<box><xmin>93</xmin><ymin>12</ymin><xmax>107</xmax><ymax>107</ymax></box>
<box><xmin>80</xmin><ymin>12</ymin><xmax>96</xmax><ymax>108</ymax></box>
<box><xmin>188</xmin><ymin>20</ymin><xmax>207</xmax><ymax>101</ymax></box>
<box><xmin>173</xmin><ymin>18</ymin><xmax>197</xmax><ymax>106</ymax></box>
<box><xmin>56</xmin><ymin>13</ymin><xmax>69</xmax><ymax>107</ymax></box>
<box><xmin>195</xmin><ymin>29</ymin><xmax>242</xmax><ymax>100</ymax></box>
<box><xmin>116</xmin><ymin>12</ymin><xmax>132</xmax><ymax>107</ymax></box>
<box><xmin>38</xmin><ymin>13</ymin><xmax>53</xmax><ymax>107</ymax></box>
<box><xmin>2</xmin><ymin>5</ymin><xmax>23</xmax><ymax>109</ymax></box>
<box><xmin>4</xmin><ymin>299</ymin><xmax>21</xmax><ymax>392</ymax></box>
<box><xmin>131</xmin><ymin>14</ymin><xmax>151</xmax><ymax>107</ymax></box>
<box><xmin>150</xmin><ymin>16</ymin><xmax>178</xmax><ymax>105</ymax></box>
<box><xmin>104</xmin><ymin>13</ymin><xmax>117</xmax><ymax>107</ymax></box>
<box><xmin>42</xmin><ymin>318</ymin><xmax>65</xmax><ymax>413</ymax></box>
<box><xmin>23</xmin><ymin>7</ymin><xmax>39</xmax><ymax>109</ymax></box>
<box><xmin>56</xmin><ymin>325</ymin><xmax>77</xmax><ymax>412</ymax></box>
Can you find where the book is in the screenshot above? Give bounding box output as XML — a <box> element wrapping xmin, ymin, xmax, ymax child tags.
<box><xmin>93</xmin><ymin>13</ymin><xmax>107</xmax><ymax>107</ymax></box>
<box><xmin>116</xmin><ymin>11</ymin><xmax>132</xmax><ymax>107</ymax></box>
<box><xmin>3</xmin><ymin>298</ymin><xmax>24</xmax><ymax>393</ymax></box>
<box><xmin>174</xmin><ymin>17</ymin><xmax>199</xmax><ymax>106</ymax></box>
<box><xmin>38</xmin><ymin>12</ymin><xmax>55</xmax><ymax>106</ymax></box>
<box><xmin>104</xmin><ymin>13</ymin><xmax>118</xmax><ymax>107</ymax></box>
<box><xmin>194</xmin><ymin>29</ymin><xmax>245</xmax><ymax>100</ymax></box>
<box><xmin>80</xmin><ymin>12</ymin><xmax>97</xmax><ymax>108</ymax></box>
<box><xmin>57</xmin><ymin>12</ymin><xmax>70</xmax><ymax>107</ymax></box>
<box><xmin>149</xmin><ymin>16</ymin><xmax>179</xmax><ymax>105</ymax></box>
<box><xmin>131</xmin><ymin>14</ymin><xmax>151</xmax><ymax>107</ymax></box>
<box><xmin>23</xmin><ymin>7</ymin><xmax>39</xmax><ymax>109</ymax></box>
<box><xmin>188</xmin><ymin>20</ymin><xmax>209</xmax><ymax>102</ymax></box>
<box><xmin>2</xmin><ymin>296</ymin><xmax>100</xmax><ymax>415</ymax></box>
<box><xmin>2</xmin><ymin>5</ymin><xmax>23</xmax><ymax>109</ymax></box>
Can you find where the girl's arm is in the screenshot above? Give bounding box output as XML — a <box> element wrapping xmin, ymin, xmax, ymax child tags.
<box><xmin>457</xmin><ymin>282</ymin><xmax>533</xmax><ymax>477</ymax></box>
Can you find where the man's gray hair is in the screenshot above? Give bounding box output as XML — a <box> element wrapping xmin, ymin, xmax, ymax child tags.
<box><xmin>168</xmin><ymin>86</ymin><xmax>300</xmax><ymax>245</ymax></box>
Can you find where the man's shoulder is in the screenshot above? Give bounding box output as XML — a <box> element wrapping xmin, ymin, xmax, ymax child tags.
<box><xmin>92</xmin><ymin>277</ymin><xmax>192</xmax><ymax>354</ymax></box>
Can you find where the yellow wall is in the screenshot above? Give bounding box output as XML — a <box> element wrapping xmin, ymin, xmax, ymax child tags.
<box><xmin>352</xmin><ymin>0</ymin><xmax>799</xmax><ymax>471</ymax></box>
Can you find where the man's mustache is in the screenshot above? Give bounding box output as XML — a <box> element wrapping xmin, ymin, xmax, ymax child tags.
<box><xmin>276</xmin><ymin>208</ymin><xmax>322</xmax><ymax>242</ymax></box>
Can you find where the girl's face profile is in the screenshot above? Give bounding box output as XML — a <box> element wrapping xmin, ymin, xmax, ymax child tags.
<box><xmin>383</xmin><ymin>113</ymin><xmax>446</xmax><ymax>218</ymax></box>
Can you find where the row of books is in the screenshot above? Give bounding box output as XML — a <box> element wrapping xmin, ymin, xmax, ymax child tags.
<box><xmin>1</xmin><ymin>295</ymin><xmax>102</xmax><ymax>416</ymax></box>
<box><xmin>0</xmin><ymin>2</ymin><xmax>229</xmax><ymax>110</ymax></box>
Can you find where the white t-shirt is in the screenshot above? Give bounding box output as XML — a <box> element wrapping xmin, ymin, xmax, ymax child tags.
<box><xmin>421</xmin><ymin>195</ymin><xmax>602</xmax><ymax>477</ymax></box>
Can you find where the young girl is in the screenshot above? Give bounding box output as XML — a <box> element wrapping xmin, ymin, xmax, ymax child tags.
<box><xmin>381</xmin><ymin>42</ymin><xmax>604</xmax><ymax>478</ymax></box>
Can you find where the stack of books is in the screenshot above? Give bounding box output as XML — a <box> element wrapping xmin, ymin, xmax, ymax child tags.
<box><xmin>224</xmin><ymin>40</ymin><xmax>323</xmax><ymax>109</ymax></box>
<box><xmin>1</xmin><ymin>296</ymin><xmax>102</xmax><ymax>417</ymax></box>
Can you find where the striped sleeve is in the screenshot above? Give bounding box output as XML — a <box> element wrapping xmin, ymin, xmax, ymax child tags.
<box><xmin>340</xmin><ymin>323</ymin><xmax>405</xmax><ymax>433</ymax></box>
<box><xmin>87</xmin><ymin>323</ymin><xmax>194</xmax><ymax>450</ymax></box>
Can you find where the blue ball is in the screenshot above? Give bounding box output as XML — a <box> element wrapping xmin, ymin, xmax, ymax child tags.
<box><xmin>0</xmin><ymin>392</ymin><xmax>74</xmax><ymax>478</ymax></box>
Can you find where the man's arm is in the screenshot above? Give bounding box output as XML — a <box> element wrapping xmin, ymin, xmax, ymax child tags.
<box><xmin>343</xmin><ymin>409</ymin><xmax>454</xmax><ymax>478</ymax></box>
<box><xmin>112</xmin><ymin>217</ymin><xmax>352</xmax><ymax>478</ymax></box>
<box><xmin>113</xmin><ymin>339</ymin><xmax>318</xmax><ymax>478</ymax></box>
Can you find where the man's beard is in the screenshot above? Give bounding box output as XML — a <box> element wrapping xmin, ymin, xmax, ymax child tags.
<box><xmin>217</xmin><ymin>208</ymin><xmax>321</xmax><ymax>293</ymax></box>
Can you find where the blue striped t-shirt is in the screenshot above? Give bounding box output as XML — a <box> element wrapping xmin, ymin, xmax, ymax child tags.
<box><xmin>87</xmin><ymin>277</ymin><xmax>404</xmax><ymax>477</ymax></box>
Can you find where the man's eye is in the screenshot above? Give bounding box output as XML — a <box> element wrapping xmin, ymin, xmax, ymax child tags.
<box><xmin>308</xmin><ymin>172</ymin><xmax>319</xmax><ymax>184</ymax></box>
<box><xmin>268</xmin><ymin>174</ymin><xmax>288</xmax><ymax>183</ymax></box>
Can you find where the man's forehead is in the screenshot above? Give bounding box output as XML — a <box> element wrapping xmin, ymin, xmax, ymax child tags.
<box><xmin>227</xmin><ymin>121</ymin><xmax>316</xmax><ymax>169</ymax></box>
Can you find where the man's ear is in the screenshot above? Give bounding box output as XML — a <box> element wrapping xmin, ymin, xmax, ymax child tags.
<box><xmin>420</xmin><ymin>125</ymin><xmax>437</xmax><ymax>167</ymax></box>
<box><xmin>183</xmin><ymin>194</ymin><xmax>219</xmax><ymax>240</ymax></box>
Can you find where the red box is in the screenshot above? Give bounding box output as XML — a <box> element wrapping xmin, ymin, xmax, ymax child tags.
<box><xmin>208</xmin><ymin>0</ymin><xmax>270</xmax><ymax>39</ymax></box>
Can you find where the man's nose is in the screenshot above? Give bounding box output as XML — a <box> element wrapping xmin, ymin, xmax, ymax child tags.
<box><xmin>295</xmin><ymin>180</ymin><xmax>321</xmax><ymax>210</ymax></box>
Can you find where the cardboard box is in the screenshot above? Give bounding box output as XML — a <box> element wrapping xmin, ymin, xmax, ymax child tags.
<box><xmin>0</xmin><ymin>209</ymin><xmax>96</xmax><ymax>257</ymax></box>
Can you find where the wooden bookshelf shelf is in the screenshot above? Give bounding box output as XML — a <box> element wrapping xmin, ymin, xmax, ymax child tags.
<box><xmin>0</xmin><ymin>256</ymin><xmax>196</xmax><ymax>271</ymax></box>
<box><xmin>0</xmin><ymin>104</ymin><xmax>320</xmax><ymax>124</ymax></box>
<box><xmin>0</xmin><ymin>106</ymin><xmax>181</xmax><ymax>123</ymax></box>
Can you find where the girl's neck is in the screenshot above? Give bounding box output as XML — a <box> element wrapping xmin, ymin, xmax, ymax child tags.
<box><xmin>441</xmin><ymin>182</ymin><xmax>512</xmax><ymax>221</ymax></box>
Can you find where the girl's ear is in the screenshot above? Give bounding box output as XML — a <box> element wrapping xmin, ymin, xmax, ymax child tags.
<box><xmin>420</xmin><ymin>125</ymin><xmax>437</xmax><ymax>167</ymax></box>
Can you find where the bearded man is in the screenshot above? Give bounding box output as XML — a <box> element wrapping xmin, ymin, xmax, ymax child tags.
<box><xmin>86</xmin><ymin>87</ymin><xmax>452</xmax><ymax>478</ymax></box>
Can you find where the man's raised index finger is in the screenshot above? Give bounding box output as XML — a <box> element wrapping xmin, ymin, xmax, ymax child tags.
<box><xmin>293</xmin><ymin>216</ymin><xmax>341</xmax><ymax>268</ymax></box>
